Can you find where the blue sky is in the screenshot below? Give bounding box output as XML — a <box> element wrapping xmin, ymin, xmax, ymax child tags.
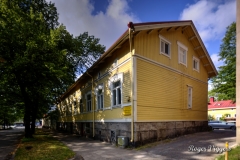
<box><xmin>48</xmin><ymin>0</ymin><xmax>236</xmax><ymax>71</ymax></box>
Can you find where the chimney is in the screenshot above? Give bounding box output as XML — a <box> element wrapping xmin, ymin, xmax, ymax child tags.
<box><xmin>210</xmin><ymin>97</ymin><xmax>215</xmax><ymax>103</ymax></box>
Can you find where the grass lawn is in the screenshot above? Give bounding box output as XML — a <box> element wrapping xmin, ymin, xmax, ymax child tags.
<box><xmin>216</xmin><ymin>146</ymin><xmax>240</xmax><ymax>160</ymax></box>
<box><xmin>14</xmin><ymin>129</ymin><xmax>75</xmax><ymax>160</ymax></box>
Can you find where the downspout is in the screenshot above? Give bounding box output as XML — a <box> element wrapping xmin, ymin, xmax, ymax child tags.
<box><xmin>87</xmin><ymin>72</ymin><xmax>95</xmax><ymax>138</ymax></box>
<box><xmin>128</xmin><ymin>22</ymin><xmax>135</xmax><ymax>143</ymax></box>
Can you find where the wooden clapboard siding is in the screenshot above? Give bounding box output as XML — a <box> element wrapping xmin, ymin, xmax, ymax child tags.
<box><xmin>58</xmin><ymin>41</ymin><xmax>132</xmax><ymax>122</ymax></box>
<box><xmin>134</xmin><ymin>27</ymin><xmax>209</xmax><ymax>122</ymax></box>
<box><xmin>134</xmin><ymin>29</ymin><xmax>208</xmax><ymax>82</ymax></box>
<box><xmin>136</xmin><ymin>43</ymin><xmax>208</xmax><ymax>121</ymax></box>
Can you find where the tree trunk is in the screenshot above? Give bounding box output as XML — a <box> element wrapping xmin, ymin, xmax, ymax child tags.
<box><xmin>24</xmin><ymin>104</ymin><xmax>32</xmax><ymax>138</ymax></box>
<box><xmin>15</xmin><ymin>72</ymin><xmax>33</xmax><ymax>138</ymax></box>
<box><xmin>31</xmin><ymin>98</ymin><xmax>39</xmax><ymax>134</ymax></box>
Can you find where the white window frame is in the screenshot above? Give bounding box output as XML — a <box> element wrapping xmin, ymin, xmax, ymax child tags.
<box><xmin>97</xmin><ymin>72</ymin><xmax>101</xmax><ymax>79</ymax></box>
<box><xmin>177</xmin><ymin>41</ymin><xmax>188</xmax><ymax>66</ymax></box>
<box><xmin>85</xmin><ymin>91</ymin><xmax>92</xmax><ymax>112</ymax></box>
<box><xmin>113</xmin><ymin>59</ymin><xmax>118</xmax><ymax>68</ymax></box>
<box><xmin>108</xmin><ymin>73</ymin><xmax>123</xmax><ymax>108</ymax></box>
<box><xmin>193</xmin><ymin>56</ymin><xmax>200</xmax><ymax>72</ymax></box>
<box><xmin>187</xmin><ymin>86</ymin><xmax>192</xmax><ymax>109</ymax></box>
<box><xmin>95</xmin><ymin>84</ymin><xmax>104</xmax><ymax>110</ymax></box>
<box><xmin>159</xmin><ymin>35</ymin><xmax>171</xmax><ymax>58</ymax></box>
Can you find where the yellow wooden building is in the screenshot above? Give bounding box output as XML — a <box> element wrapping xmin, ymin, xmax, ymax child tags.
<box><xmin>208</xmin><ymin>97</ymin><xmax>236</xmax><ymax>121</ymax></box>
<box><xmin>57</xmin><ymin>21</ymin><xmax>217</xmax><ymax>146</ymax></box>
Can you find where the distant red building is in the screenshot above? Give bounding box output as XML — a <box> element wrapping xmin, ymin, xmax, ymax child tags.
<box><xmin>208</xmin><ymin>97</ymin><xmax>236</xmax><ymax>121</ymax></box>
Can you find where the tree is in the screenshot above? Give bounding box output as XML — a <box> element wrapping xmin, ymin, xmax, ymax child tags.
<box><xmin>208</xmin><ymin>90</ymin><xmax>229</xmax><ymax>101</ymax></box>
<box><xmin>0</xmin><ymin>0</ymin><xmax>105</xmax><ymax>137</ymax></box>
<box><xmin>208</xmin><ymin>115</ymin><xmax>215</xmax><ymax>121</ymax></box>
<box><xmin>211</xmin><ymin>22</ymin><xmax>236</xmax><ymax>102</ymax></box>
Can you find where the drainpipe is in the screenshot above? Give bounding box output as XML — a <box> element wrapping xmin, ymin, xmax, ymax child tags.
<box><xmin>87</xmin><ymin>71</ymin><xmax>95</xmax><ymax>138</ymax></box>
<box><xmin>128</xmin><ymin>22</ymin><xmax>135</xmax><ymax>143</ymax></box>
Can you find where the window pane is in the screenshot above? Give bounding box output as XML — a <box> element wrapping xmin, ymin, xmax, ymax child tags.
<box><xmin>98</xmin><ymin>96</ymin><xmax>100</xmax><ymax>109</ymax></box>
<box><xmin>98</xmin><ymin>89</ymin><xmax>102</xmax><ymax>95</ymax></box>
<box><xmin>113</xmin><ymin>90</ymin><xmax>116</xmax><ymax>105</ymax></box>
<box><xmin>100</xmin><ymin>95</ymin><xmax>103</xmax><ymax>108</ymax></box>
<box><xmin>113</xmin><ymin>81</ymin><xmax>120</xmax><ymax>88</ymax></box>
<box><xmin>87</xmin><ymin>94</ymin><xmax>91</xmax><ymax>100</ymax></box>
<box><xmin>117</xmin><ymin>88</ymin><xmax>121</xmax><ymax>104</ymax></box>
<box><xmin>165</xmin><ymin>43</ymin><xmax>169</xmax><ymax>54</ymax></box>
<box><xmin>183</xmin><ymin>52</ymin><xmax>186</xmax><ymax>63</ymax></box>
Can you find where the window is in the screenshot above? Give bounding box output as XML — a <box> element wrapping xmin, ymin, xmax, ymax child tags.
<box><xmin>79</xmin><ymin>98</ymin><xmax>83</xmax><ymax>113</ymax></box>
<box><xmin>86</xmin><ymin>93</ymin><xmax>91</xmax><ymax>111</ymax></box>
<box><xmin>112</xmin><ymin>80</ymin><xmax>121</xmax><ymax>106</ymax></box>
<box><xmin>159</xmin><ymin>35</ymin><xmax>171</xmax><ymax>57</ymax></box>
<box><xmin>68</xmin><ymin>104</ymin><xmax>72</xmax><ymax>115</ymax></box>
<box><xmin>177</xmin><ymin>41</ymin><xmax>188</xmax><ymax>66</ymax></box>
<box><xmin>187</xmin><ymin>86</ymin><xmax>192</xmax><ymax>109</ymax></box>
<box><xmin>97</xmin><ymin>72</ymin><xmax>101</xmax><ymax>79</ymax></box>
<box><xmin>97</xmin><ymin>89</ymin><xmax>103</xmax><ymax>109</ymax></box>
<box><xmin>73</xmin><ymin>101</ymin><xmax>77</xmax><ymax>115</ymax></box>
<box><xmin>193</xmin><ymin>57</ymin><xmax>199</xmax><ymax>71</ymax></box>
<box><xmin>113</xmin><ymin>59</ymin><xmax>118</xmax><ymax>67</ymax></box>
<box><xmin>109</xmin><ymin>73</ymin><xmax>123</xmax><ymax>108</ymax></box>
<box><xmin>96</xmin><ymin>84</ymin><xmax>104</xmax><ymax>110</ymax></box>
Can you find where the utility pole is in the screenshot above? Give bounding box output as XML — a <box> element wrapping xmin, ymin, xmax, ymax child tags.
<box><xmin>236</xmin><ymin>0</ymin><xmax>240</xmax><ymax>144</ymax></box>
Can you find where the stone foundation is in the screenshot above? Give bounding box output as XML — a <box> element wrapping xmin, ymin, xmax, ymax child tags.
<box><xmin>57</xmin><ymin>121</ymin><xmax>208</xmax><ymax>147</ymax></box>
<box><xmin>134</xmin><ymin>121</ymin><xmax>208</xmax><ymax>146</ymax></box>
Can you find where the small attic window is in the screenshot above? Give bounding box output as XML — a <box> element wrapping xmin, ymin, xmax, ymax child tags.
<box><xmin>113</xmin><ymin>59</ymin><xmax>118</xmax><ymax>67</ymax></box>
<box><xmin>193</xmin><ymin>56</ymin><xmax>200</xmax><ymax>72</ymax></box>
<box><xmin>159</xmin><ymin>35</ymin><xmax>171</xmax><ymax>58</ymax></box>
<box><xmin>97</xmin><ymin>72</ymin><xmax>101</xmax><ymax>79</ymax></box>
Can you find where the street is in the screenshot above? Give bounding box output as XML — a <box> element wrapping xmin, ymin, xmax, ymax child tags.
<box><xmin>0</xmin><ymin>129</ymin><xmax>24</xmax><ymax>160</ymax></box>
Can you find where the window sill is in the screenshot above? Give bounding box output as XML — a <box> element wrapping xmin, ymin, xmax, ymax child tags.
<box><xmin>179</xmin><ymin>62</ymin><xmax>187</xmax><ymax>67</ymax></box>
<box><xmin>160</xmin><ymin>52</ymin><xmax>171</xmax><ymax>58</ymax></box>
<box><xmin>112</xmin><ymin>105</ymin><xmax>121</xmax><ymax>109</ymax></box>
<box><xmin>193</xmin><ymin>68</ymin><xmax>199</xmax><ymax>72</ymax></box>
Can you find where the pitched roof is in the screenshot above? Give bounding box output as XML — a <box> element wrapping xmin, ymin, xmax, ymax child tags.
<box><xmin>208</xmin><ymin>99</ymin><xmax>236</xmax><ymax>110</ymax></box>
<box><xmin>59</xmin><ymin>20</ymin><xmax>218</xmax><ymax>100</ymax></box>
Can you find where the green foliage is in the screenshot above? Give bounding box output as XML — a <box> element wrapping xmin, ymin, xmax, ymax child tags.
<box><xmin>216</xmin><ymin>146</ymin><xmax>240</xmax><ymax>160</ymax></box>
<box><xmin>211</xmin><ymin>22</ymin><xmax>236</xmax><ymax>102</ymax></box>
<box><xmin>208</xmin><ymin>90</ymin><xmax>229</xmax><ymax>101</ymax></box>
<box><xmin>0</xmin><ymin>0</ymin><xmax>105</xmax><ymax>136</ymax></box>
<box><xmin>15</xmin><ymin>129</ymin><xmax>75</xmax><ymax>160</ymax></box>
<box><xmin>208</xmin><ymin>115</ymin><xmax>215</xmax><ymax>121</ymax></box>
<box><xmin>220</xmin><ymin>113</ymin><xmax>230</xmax><ymax>121</ymax></box>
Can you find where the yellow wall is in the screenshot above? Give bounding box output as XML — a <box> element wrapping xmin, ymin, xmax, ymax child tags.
<box><xmin>136</xmin><ymin>59</ymin><xmax>208</xmax><ymax>121</ymax></box>
<box><xmin>58</xmin><ymin>28</ymin><xmax>211</xmax><ymax>123</ymax></box>
<box><xmin>58</xmin><ymin>42</ymin><xmax>132</xmax><ymax>122</ymax></box>
<box><xmin>208</xmin><ymin>109</ymin><xmax>236</xmax><ymax>120</ymax></box>
<box><xmin>134</xmin><ymin>29</ymin><xmax>208</xmax><ymax>82</ymax></box>
<box><xmin>135</xmin><ymin>29</ymin><xmax>209</xmax><ymax>121</ymax></box>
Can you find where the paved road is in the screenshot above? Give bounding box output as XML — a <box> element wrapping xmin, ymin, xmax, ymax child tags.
<box><xmin>0</xmin><ymin>128</ymin><xmax>24</xmax><ymax>160</ymax></box>
<box><xmin>55</xmin><ymin>129</ymin><xmax>236</xmax><ymax>160</ymax></box>
<box><xmin>142</xmin><ymin>130</ymin><xmax>236</xmax><ymax>160</ymax></box>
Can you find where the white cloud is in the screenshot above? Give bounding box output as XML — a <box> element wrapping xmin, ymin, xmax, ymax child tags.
<box><xmin>210</xmin><ymin>53</ymin><xmax>224</xmax><ymax>70</ymax></box>
<box><xmin>179</xmin><ymin>0</ymin><xmax>236</xmax><ymax>43</ymax></box>
<box><xmin>47</xmin><ymin>0</ymin><xmax>140</xmax><ymax>50</ymax></box>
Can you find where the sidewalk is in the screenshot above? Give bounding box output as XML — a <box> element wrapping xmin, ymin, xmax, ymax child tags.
<box><xmin>53</xmin><ymin>132</ymin><xmax>165</xmax><ymax>160</ymax></box>
<box><xmin>53</xmin><ymin>130</ymin><xmax>236</xmax><ymax>160</ymax></box>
